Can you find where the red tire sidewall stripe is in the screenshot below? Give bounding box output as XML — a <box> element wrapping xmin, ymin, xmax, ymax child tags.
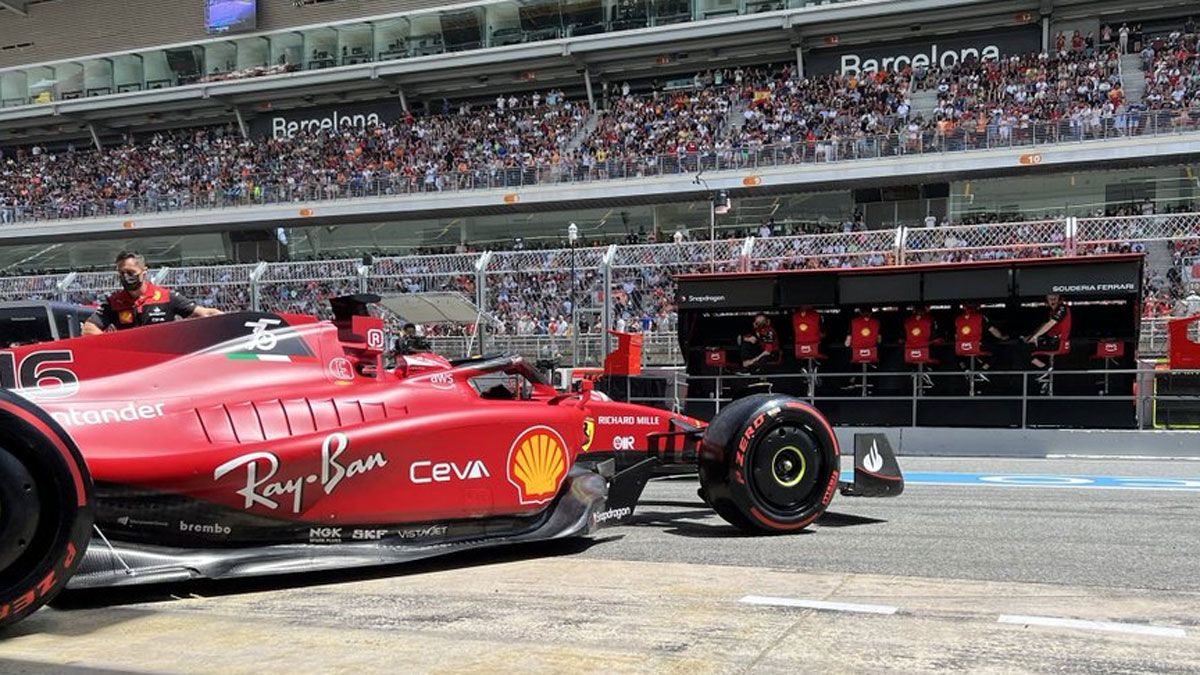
<box><xmin>0</xmin><ymin>399</ymin><xmax>88</xmax><ymax>507</ymax></box>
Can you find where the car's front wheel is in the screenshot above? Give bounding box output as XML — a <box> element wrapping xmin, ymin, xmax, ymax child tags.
<box><xmin>699</xmin><ymin>394</ymin><xmax>839</xmax><ymax>534</ymax></box>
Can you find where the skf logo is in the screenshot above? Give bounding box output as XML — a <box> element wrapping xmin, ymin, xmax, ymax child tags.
<box><xmin>118</xmin><ymin>310</ymin><xmax>134</xmax><ymax>324</ymax></box>
<box><xmin>582</xmin><ymin>418</ymin><xmax>596</xmax><ymax>452</ymax></box>
<box><xmin>507</xmin><ymin>426</ymin><xmax>568</xmax><ymax>505</ymax></box>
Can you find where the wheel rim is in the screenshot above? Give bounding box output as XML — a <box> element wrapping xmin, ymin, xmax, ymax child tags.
<box><xmin>750</xmin><ymin>424</ymin><xmax>822</xmax><ymax>514</ymax></box>
<box><xmin>0</xmin><ymin>447</ymin><xmax>41</xmax><ymax>577</ymax></box>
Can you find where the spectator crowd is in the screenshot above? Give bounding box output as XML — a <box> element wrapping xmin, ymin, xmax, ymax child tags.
<box><xmin>2</xmin><ymin>30</ymin><xmax>1200</xmax><ymax>223</ymax></box>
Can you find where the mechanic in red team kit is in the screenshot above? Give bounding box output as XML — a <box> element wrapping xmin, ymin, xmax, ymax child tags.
<box><xmin>740</xmin><ymin>313</ymin><xmax>779</xmax><ymax>369</ymax></box>
<box><xmin>1023</xmin><ymin>293</ymin><xmax>1072</xmax><ymax>369</ymax></box>
<box><xmin>82</xmin><ymin>251</ymin><xmax>223</xmax><ymax>334</ymax></box>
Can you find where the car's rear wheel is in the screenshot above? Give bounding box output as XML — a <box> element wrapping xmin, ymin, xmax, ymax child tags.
<box><xmin>699</xmin><ymin>394</ymin><xmax>839</xmax><ymax>534</ymax></box>
<box><xmin>0</xmin><ymin>391</ymin><xmax>93</xmax><ymax>631</ymax></box>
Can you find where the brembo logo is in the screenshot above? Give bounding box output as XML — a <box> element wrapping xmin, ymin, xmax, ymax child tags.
<box><xmin>839</xmin><ymin>43</ymin><xmax>1002</xmax><ymax>76</ymax></box>
<box><xmin>271</xmin><ymin>110</ymin><xmax>382</xmax><ymax>139</ymax></box>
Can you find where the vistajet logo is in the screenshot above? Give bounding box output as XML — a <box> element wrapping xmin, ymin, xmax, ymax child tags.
<box><xmin>840</xmin><ymin>43</ymin><xmax>1002</xmax><ymax>76</ymax></box>
<box><xmin>271</xmin><ymin>110</ymin><xmax>383</xmax><ymax>139</ymax></box>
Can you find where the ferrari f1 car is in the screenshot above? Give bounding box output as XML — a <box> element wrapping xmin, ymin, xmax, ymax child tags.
<box><xmin>0</xmin><ymin>296</ymin><xmax>902</xmax><ymax>630</ymax></box>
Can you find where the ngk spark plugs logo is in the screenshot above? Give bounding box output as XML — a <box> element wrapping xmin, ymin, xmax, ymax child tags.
<box><xmin>213</xmin><ymin>432</ymin><xmax>387</xmax><ymax>513</ymax></box>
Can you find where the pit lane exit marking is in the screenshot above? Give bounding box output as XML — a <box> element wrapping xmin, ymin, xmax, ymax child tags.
<box><xmin>841</xmin><ymin>471</ymin><xmax>1200</xmax><ymax>492</ymax></box>
<box><xmin>998</xmin><ymin>615</ymin><xmax>1187</xmax><ymax>639</ymax></box>
<box><xmin>740</xmin><ymin>595</ymin><xmax>899</xmax><ymax>615</ymax></box>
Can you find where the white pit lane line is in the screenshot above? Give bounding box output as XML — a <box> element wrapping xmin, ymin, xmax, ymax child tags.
<box><xmin>740</xmin><ymin>595</ymin><xmax>899</xmax><ymax>615</ymax></box>
<box><xmin>998</xmin><ymin>614</ymin><xmax>1188</xmax><ymax>639</ymax></box>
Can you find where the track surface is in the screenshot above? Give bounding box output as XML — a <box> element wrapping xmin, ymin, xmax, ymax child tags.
<box><xmin>2</xmin><ymin>457</ymin><xmax>1198</xmax><ymax>673</ymax></box>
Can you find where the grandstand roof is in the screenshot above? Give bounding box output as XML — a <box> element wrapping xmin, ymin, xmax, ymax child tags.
<box><xmin>5</xmin><ymin>0</ymin><xmax>1195</xmax><ymax>146</ymax></box>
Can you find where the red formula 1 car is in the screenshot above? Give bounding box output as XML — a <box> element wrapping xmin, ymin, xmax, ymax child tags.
<box><xmin>0</xmin><ymin>296</ymin><xmax>902</xmax><ymax>630</ymax></box>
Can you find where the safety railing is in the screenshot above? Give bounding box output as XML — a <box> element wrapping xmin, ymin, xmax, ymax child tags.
<box><xmin>621</xmin><ymin>367</ymin><xmax>1185</xmax><ymax>430</ymax></box>
<box><xmin>2</xmin><ymin>112</ymin><xmax>1199</xmax><ymax>226</ymax></box>
<box><xmin>0</xmin><ymin>212</ymin><xmax>1194</xmax><ymax>364</ymax></box>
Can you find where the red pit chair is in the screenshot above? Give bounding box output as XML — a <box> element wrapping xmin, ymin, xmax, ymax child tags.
<box><xmin>850</xmin><ymin>345</ymin><xmax>878</xmax><ymax>397</ymax></box>
<box><xmin>794</xmin><ymin>341</ymin><xmax>827</xmax><ymax>398</ymax></box>
<box><xmin>705</xmin><ymin>347</ymin><xmax>728</xmax><ymax>372</ymax></box>
<box><xmin>1031</xmin><ymin>340</ymin><xmax>1071</xmax><ymax>396</ymax></box>
<box><xmin>954</xmin><ymin>310</ymin><xmax>992</xmax><ymax>396</ymax></box>
<box><xmin>904</xmin><ymin>346</ymin><xmax>938</xmax><ymax>396</ymax></box>
<box><xmin>1091</xmin><ymin>339</ymin><xmax>1125</xmax><ymax>395</ymax></box>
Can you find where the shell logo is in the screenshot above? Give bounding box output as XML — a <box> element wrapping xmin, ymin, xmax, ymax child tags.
<box><xmin>860</xmin><ymin>327</ymin><xmax>872</xmax><ymax>337</ymax></box>
<box><xmin>152</xmin><ymin>289</ymin><xmax>162</xmax><ymax>301</ymax></box>
<box><xmin>743</xmin><ymin>175</ymin><xmax>763</xmax><ymax>187</ymax></box>
<box><xmin>911</xmin><ymin>327</ymin><xmax>921</xmax><ymax>336</ymax></box>
<box><xmin>507</xmin><ymin>426</ymin><xmax>569</xmax><ymax>504</ymax></box>
<box><xmin>122</xmin><ymin>220</ymin><xmax>136</xmax><ymax>229</ymax></box>
<box><xmin>503</xmin><ymin>193</ymin><xmax>521</xmax><ymax>204</ymax></box>
<box><xmin>961</xmin><ymin>325</ymin><xmax>972</xmax><ymax>335</ymax></box>
<box><xmin>299</xmin><ymin>208</ymin><xmax>314</xmax><ymax>217</ymax></box>
<box><xmin>799</xmin><ymin>323</ymin><xmax>809</xmax><ymax>332</ymax></box>
<box><xmin>118</xmin><ymin>310</ymin><xmax>134</xmax><ymax>324</ymax></box>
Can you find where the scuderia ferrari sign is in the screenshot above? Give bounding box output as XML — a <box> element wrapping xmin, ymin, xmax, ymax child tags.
<box><xmin>807</xmin><ymin>26</ymin><xmax>1041</xmax><ymax>77</ymax></box>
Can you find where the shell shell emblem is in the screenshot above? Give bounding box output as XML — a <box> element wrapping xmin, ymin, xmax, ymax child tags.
<box><xmin>118</xmin><ymin>310</ymin><xmax>134</xmax><ymax>324</ymax></box>
<box><xmin>507</xmin><ymin>426</ymin><xmax>569</xmax><ymax>505</ymax></box>
<box><xmin>860</xmin><ymin>327</ymin><xmax>872</xmax><ymax>337</ymax></box>
<box><xmin>911</xmin><ymin>327</ymin><xmax>921</xmax><ymax>336</ymax></box>
<box><xmin>961</xmin><ymin>325</ymin><xmax>972</xmax><ymax>335</ymax></box>
<box><xmin>798</xmin><ymin>323</ymin><xmax>809</xmax><ymax>332</ymax></box>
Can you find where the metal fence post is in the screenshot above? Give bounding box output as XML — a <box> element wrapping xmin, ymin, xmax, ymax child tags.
<box><xmin>357</xmin><ymin>261</ymin><xmax>370</xmax><ymax>294</ymax></box>
<box><xmin>601</xmin><ymin>244</ymin><xmax>616</xmax><ymax>361</ymax></box>
<box><xmin>55</xmin><ymin>272</ymin><xmax>77</xmax><ymax>303</ymax></box>
<box><xmin>895</xmin><ymin>226</ymin><xmax>907</xmax><ymax>265</ymax></box>
<box><xmin>1065</xmin><ymin>216</ymin><xmax>1078</xmax><ymax>255</ymax></box>
<box><xmin>475</xmin><ymin>251</ymin><xmax>492</xmax><ymax>355</ymax></box>
<box><xmin>249</xmin><ymin>261</ymin><xmax>268</xmax><ymax>313</ymax></box>
<box><xmin>740</xmin><ymin>236</ymin><xmax>755</xmax><ymax>272</ymax></box>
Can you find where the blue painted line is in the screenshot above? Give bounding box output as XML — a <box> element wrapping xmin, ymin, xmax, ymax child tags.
<box><xmin>842</xmin><ymin>471</ymin><xmax>1200</xmax><ymax>492</ymax></box>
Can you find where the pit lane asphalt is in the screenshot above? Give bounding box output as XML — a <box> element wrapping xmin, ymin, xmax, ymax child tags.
<box><xmin>1</xmin><ymin>456</ymin><xmax>1197</xmax><ymax>673</ymax></box>
<box><xmin>587</xmin><ymin>456</ymin><xmax>1200</xmax><ymax>593</ymax></box>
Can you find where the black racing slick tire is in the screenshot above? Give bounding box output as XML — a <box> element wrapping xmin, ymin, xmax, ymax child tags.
<box><xmin>699</xmin><ymin>394</ymin><xmax>839</xmax><ymax>534</ymax></box>
<box><xmin>0</xmin><ymin>390</ymin><xmax>93</xmax><ymax>631</ymax></box>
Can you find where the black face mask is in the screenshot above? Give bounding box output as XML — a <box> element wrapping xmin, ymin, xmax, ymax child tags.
<box><xmin>119</xmin><ymin>271</ymin><xmax>142</xmax><ymax>292</ymax></box>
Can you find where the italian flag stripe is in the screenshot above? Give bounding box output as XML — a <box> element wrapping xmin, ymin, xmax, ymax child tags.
<box><xmin>226</xmin><ymin>353</ymin><xmax>317</xmax><ymax>363</ymax></box>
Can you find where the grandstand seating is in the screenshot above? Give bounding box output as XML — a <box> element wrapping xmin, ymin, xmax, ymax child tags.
<box><xmin>2</xmin><ymin>46</ymin><xmax>1199</xmax><ymax>224</ymax></box>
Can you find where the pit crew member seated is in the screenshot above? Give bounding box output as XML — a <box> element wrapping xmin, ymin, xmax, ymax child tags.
<box><xmin>82</xmin><ymin>251</ymin><xmax>222</xmax><ymax>334</ymax></box>
<box><xmin>1023</xmin><ymin>293</ymin><xmax>1071</xmax><ymax>369</ymax></box>
<box><xmin>739</xmin><ymin>314</ymin><xmax>779</xmax><ymax>370</ymax></box>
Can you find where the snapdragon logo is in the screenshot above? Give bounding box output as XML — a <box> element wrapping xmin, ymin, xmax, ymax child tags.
<box><xmin>271</xmin><ymin>110</ymin><xmax>383</xmax><ymax>139</ymax></box>
<box><xmin>840</xmin><ymin>43</ymin><xmax>1002</xmax><ymax>76</ymax></box>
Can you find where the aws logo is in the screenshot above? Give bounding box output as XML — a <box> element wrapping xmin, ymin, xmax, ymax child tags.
<box><xmin>507</xmin><ymin>426</ymin><xmax>569</xmax><ymax>505</ymax></box>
